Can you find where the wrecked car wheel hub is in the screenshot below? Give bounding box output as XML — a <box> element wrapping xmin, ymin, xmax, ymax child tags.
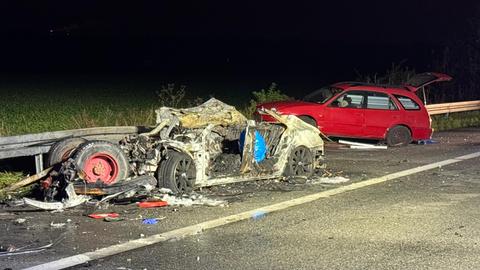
<box><xmin>83</xmin><ymin>153</ymin><xmax>120</xmax><ymax>184</ymax></box>
<box><xmin>286</xmin><ymin>146</ymin><xmax>314</xmax><ymax>177</ymax></box>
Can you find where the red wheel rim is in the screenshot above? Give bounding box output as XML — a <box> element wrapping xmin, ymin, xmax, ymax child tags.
<box><xmin>82</xmin><ymin>153</ymin><xmax>120</xmax><ymax>184</ymax></box>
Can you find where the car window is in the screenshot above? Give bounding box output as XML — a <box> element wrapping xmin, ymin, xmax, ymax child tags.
<box><xmin>330</xmin><ymin>91</ymin><xmax>365</xmax><ymax>108</ymax></box>
<box><xmin>395</xmin><ymin>95</ymin><xmax>420</xmax><ymax>110</ymax></box>
<box><xmin>366</xmin><ymin>92</ymin><xmax>397</xmax><ymax>110</ymax></box>
<box><xmin>303</xmin><ymin>87</ymin><xmax>343</xmax><ymax>104</ymax></box>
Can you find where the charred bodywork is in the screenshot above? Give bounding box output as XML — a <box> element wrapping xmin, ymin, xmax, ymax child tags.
<box><xmin>120</xmin><ymin>98</ymin><xmax>324</xmax><ymax>191</ymax></box>
<box><xmin>38</xmin><ymin>98</ymin><xmax>324</xmax><ymax>202</ymax></box>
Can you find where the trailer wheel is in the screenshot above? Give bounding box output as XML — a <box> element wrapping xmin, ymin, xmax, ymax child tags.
<box><xmin>72</xmin><ymin>140</ymin><xmax>129</xmax><ymax>185</ymax></box>
<box><xmin>46</xmin><ymin>137</ymin><xmax>87</xmax><ymax>166</ymax></box>
<box><xmin>157</xmin><ymin>151</ymin><xmax>196</xmax><ymax>193</ymax></box>
<box><xmin>284</xmin><ymin>146</ymin><xmax>314</xmax><ymax>178</ymax></box>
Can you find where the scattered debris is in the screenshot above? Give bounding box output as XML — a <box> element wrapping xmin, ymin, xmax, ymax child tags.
<box><xmin>88</xmin><ymin>213</ymin><xmax>120</xmax><ymax>219</ymax></box>
<box><xmin>104</xmin><ymin>216</ymin><xmax>124</xmax><ymax>222</ymax></box>
<box><xmin>50</xmin><ymin>222</ymin><xmax>66</xmax><ymax>229</ymax></box>
<box><xmin>251</xmin><ymin>210</ymin><xmax>267</xmax><ymax>220</ymax></box>
<box><xmin>339</xmin><ymin>140</ymin><xmax>387</xmax><ymax>150</ymax></box>
<box><xmin>158</xmin><ymin>188</ymin><xmax>174</xmax><ymax>194</ymax></box>
<box><xmin>0</xmin><ymin>234</ymin><xmax>65</xmax><ymax>257</ymax></box>
<box><xmin>73</xmin><ymin>175</ymin><xmax>157</xmax><ymax>196</ymax></box>
<box><xmin>23</xmin><ymin>184</ymin><xmax>90</xmax><ymax>211</ymax></box>
<box><xmin>349</xmin><ymin>145</ymin><xmax>388</xmax><ymax>150</ymax></box>
<box><xmin>311</xmin><ymin>176</ymin><xmax>350</xmax><ymax>184</ymax></box>
<box><xmin>14</xmin><ymin>218</ymin><xmax>26</xmax><ymax>224</ymax></box>
<box><xmin>137</xmin><ymin>201</ymin><xmax>168</xmax><ymax>208</ymax></box>
<box><xmin>142</xmin><ymin>218</ymin><xmax>159</xmax><ymax>225</ymax></box>
<box><xmin>160</xmin><ymin>193</ymin><xmax>227</xmax><ymax>207</ymax></box>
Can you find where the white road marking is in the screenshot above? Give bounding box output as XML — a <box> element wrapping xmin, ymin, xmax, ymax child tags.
<box><xmin>24</xmin><ymin>151</ymin><xmax>480</xmax><ymax>270</ymax></box>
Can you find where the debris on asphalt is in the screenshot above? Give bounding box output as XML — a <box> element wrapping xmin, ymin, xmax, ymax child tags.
<box><xmin>159</xmin><ymin>193</ymin><xmax>227</xmax><ymax>207</ymax></box>
<box><xmin>14</xmin><ymin>218</ymin><xmax>26</xmax><ymax>224</ymax></box>
<box><xmin>310</xmin><ymin>176</ymin><xmax>350</xmax><ymax>184</ymax></box>
<box><xmin>88</xmin><ymin>213</ymin><xmax>120</xmax><ymax>219</ymax></box>
<box><xmin>50</xmin><ymin>222</ymin><xmax>66</xmax><ymax>229</ymax></box>
<box><xmin>142</xmin><ymin>218</ymin><xmax>159</xmax><ymax>225</ymax></box>
<box><xmin>137</xmin><ymin>201</ymin><xmax>168</xmax><ymax>208</ymax></box>
<box><xmin>23</xmin><ymin>184</ymin><xmax>90</xmax><ymax>211</ymax></box>
<box><xmin>104</xmin><ymin>216</ymin><xmax>124</xmax><ymax>222</ymax></box>
<box><xmin>339</xmin><ymin>140</ymin><xmax>388</xmax><ymax>150</ymax></box>
<box><xmin>251</xmin><ymin>210</ymin><xmax>267</xmax><ymax>220</ymax></box>
<box><xmin>0</xmin><ymin>234</ymin><xmax>65</xmax><ymax>257</ymax></box>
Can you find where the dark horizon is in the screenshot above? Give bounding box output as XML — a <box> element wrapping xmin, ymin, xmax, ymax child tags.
<box><xmin>0</xmin><ymin>1</ymin><xmax>478</xmax><ymax>100</ymax></box>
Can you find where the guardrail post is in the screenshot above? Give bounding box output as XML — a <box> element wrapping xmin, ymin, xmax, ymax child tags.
<box><xmin>34</xmin><ymin>154</ymin><xmax>44</xmax><ymax>174</ymax></box>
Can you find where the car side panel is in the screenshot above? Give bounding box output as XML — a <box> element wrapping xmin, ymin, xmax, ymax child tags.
<box><xmin>320</xmin><ymin>107</ymin><xmax>364</xmax><ymax>137</ymax></box>
<box><xmin>363</xmin><ymin>108</ymin><xmax>403</xmax><ymax>139</ymax></box>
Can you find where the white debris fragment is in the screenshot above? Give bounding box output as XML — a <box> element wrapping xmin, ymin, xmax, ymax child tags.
<box><xmin>50</xmin><ymin>222</ymin><xmax>66</xmax><ymax>229</ymax></box>
<box><xmin>160</xmin><ymin>194</ymin><xmax>226</xmax><ymax>207</ymax></box>
<box><xmin>23</xmin><ymin>196</ymin><xmax>89</xmax><ymax>210</ymax></box>
<box><xmin>339</xmin><ymin>140</ymin><xmax>387</xmax><ymax>150</ymax></box>
<box><xmin>313</xmin><ymin>176</ymin><xmax>350</xmax><ymax>184</ymax></box>
<box><xmin>349</xmin><ymin>145</ymin><xmax>387</xmax><ymax>150</ymax></box>
<box><xmin>14</xmin><ymin>218</ymin><xmax>26</xmax><ymax>224</ymax></box>
<box><xmin>23</xmin><ymin>184</ymin><xmax>90</xmax><ymax>210</ymax></box>
<box><xmin>158</xmin><ymin>188</ymin><xmax>174</xmax><ymax>194</ymax></box>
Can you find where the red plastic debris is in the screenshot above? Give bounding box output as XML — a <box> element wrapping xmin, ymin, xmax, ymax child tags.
<box><xmin>88</xmin><ymin>213</ymin><xmax>120</xmax><ymax>219</ymax></box>
<box><xmin>137</xmin><ymin>201</ymin><xmax>168</xmax><ymax>208</ymax></box>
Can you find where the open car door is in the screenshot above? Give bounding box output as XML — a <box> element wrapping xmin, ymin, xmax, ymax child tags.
<box><xmin>404</xmin><ymin>72</ymin><xmax>452</xmax><ymax>92</ymax></box>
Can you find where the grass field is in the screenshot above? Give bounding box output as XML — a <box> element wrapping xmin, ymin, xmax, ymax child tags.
<box><xmin>0</xmin><ymin>78</ymin><xmax>261</xmax><ymax>136</ymax></box>
<box><xmin>0</xmin><ymin>83</ymin><xmax>158</xmax><ymax>136</ymax></box>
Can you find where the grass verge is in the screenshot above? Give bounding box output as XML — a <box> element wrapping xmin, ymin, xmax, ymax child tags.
<box><xmin>431</xmin><ymin>111</ymin><xmax>480</xmax><ymax>131</ymax></box>
<box><xmin>0</xmin><ymin>171</ymin><xmax>26</xmax><ymax>200</ymax></box>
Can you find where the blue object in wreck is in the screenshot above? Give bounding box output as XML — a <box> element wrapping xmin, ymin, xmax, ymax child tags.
<box><xmin>239</xmin><ymin>130</ymin><xmax>267</xmax><ymax>162</ymax></box>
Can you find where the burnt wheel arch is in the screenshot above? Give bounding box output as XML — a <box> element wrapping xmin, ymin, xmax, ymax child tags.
<box><xmin>298</xmin><ymin>115</ymin><xmax>317</xmax><ymax>128</ymax></box>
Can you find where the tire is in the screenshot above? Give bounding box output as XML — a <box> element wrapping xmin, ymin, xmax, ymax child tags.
<box><xmin>72</xmin><ymin>140</ymin><xmax>129</xmax><ymax>185</ymax></box>
<box><xmin>284</xmin><ymin>146</ymin><xmax>314</xmax><ymax>177</ymax></box>
<box><xmin>386</xmin><ymin>125</ymin><xmax>412</xmax><ymax>147</ymax></box>
<box><xmin>157</xmin><ymin>151</ymin><xmax>196</xmax><ymax>193</ymax></box>
<box><xmin>298</xmin><ymin>116</ymin><xmax>317</xmax><ymax>128</ymax></box>
<box><xmin>46</xmin><ymin>137</ymin><xmax>87</xmax><ymax>166</ymax></box>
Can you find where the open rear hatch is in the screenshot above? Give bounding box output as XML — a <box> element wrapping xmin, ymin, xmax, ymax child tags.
<box><xmin>404</xmin><ymin>72</ymin><xmax>452</xmax><ymax>92</ymax></box>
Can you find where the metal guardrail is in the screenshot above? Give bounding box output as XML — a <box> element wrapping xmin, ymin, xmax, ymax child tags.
<box><xmin>426</xmin><ymin>100</ymin><xmax>480</xmax><ymax>115</ymax></box>
<box><xmin>0</xmin><ymin>126</ymin><xmax>147</xmax><ymax>173</ymax></box>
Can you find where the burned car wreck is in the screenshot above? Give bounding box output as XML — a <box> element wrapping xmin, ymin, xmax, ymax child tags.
<box><xmin>35</xmin><ymin>98</ymin><xmax>324</xmax><ymax>205</ymax></box>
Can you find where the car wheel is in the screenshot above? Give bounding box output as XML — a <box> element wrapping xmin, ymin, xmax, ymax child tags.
<box><xmin>386</xmin><ymin>126</ymin><xmax>412</xmax><ymax>147</ymax></box>
<box><xmin>46</xmin><ymin>137</ymin><xmax>87</xmax><ymax>166</ymax></box>
<box><xmin>298</xmin><ymin>116</ymin><xmax>317</xmax><ymax>128</ymax></box>
<box><xmin>284</xmin><ymin>146</ymin><xmax>314</xmax><ymax>177</ymax></box>
<box><xmin>157</xmin><ymin>151</ymin><xmax>196</xmax><ymax>193</ymax></box>
<box><xmin>72</xmin><ymin>140</ymin><xmax>129</xmax><ymax>185</ymax></box>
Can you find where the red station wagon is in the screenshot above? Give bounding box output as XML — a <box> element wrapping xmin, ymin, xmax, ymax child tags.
<box><xmin>256</xmin><ymin>72</ymin><xmax>452</xmax><ymax>146</ymax></box>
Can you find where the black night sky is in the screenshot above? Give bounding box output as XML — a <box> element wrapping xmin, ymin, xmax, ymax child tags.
<box><xmin>0</xmin><ymin>1</ymin><xmax>478</xmax><ymax>97</ymax></box>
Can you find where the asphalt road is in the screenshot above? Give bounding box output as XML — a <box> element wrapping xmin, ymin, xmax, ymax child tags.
<box><xmin>90</xmin><ymin>158</ymin><xmax>480</xmax><ymax>270</ymax></box>
<box><xmin>1</xmin><ymin>128</ymin><xmax>480</xmax><ymax>269</ymax></box>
